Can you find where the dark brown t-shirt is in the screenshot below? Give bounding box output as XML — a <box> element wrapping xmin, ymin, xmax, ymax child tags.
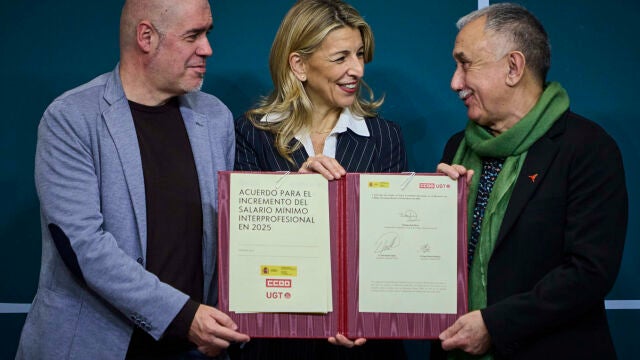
<box><xmin>126</xmin><ymin>98</ymin><xmax>203</xmax><ymax>358</ymax></box>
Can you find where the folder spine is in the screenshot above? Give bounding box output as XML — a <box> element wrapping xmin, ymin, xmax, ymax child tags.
<box><xmin>337</xmin><ymin>178</ymin><xmax>349</xmax><ymax>336</ymax></box>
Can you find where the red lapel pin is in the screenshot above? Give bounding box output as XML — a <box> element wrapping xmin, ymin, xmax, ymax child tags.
<box><xmin>528</xmin><ymin>173</ymin><xmax>539</xmax><ymax>183</ymax></box>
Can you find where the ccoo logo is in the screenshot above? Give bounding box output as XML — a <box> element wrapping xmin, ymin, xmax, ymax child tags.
<box><xmin>266</xmin><ymin>279</ymin><xmax>292</xmax><ymax>288</ymax></box>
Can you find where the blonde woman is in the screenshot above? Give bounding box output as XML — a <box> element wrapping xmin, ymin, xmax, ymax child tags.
<box><xmin>232</xmin><ymin>0</ymin><xmax>407</xmax><ymax>359</ymax></box>
<box><xmin>235</xmin><ymin>0</ymin><xmax>407</xmax><ymax>179</ymax></box>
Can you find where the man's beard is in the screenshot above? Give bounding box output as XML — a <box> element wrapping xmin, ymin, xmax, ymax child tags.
<box><xmin>185</xmin><ymin>78</ymin><xmax>204</xmax><ymax>93</ymax></box>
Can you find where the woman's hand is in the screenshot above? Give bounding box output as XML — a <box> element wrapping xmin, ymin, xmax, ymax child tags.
<box><xmin>299</xmin><ymin>155</ymin><xmax>347</xmax><ymax>180</ymax></box>
<box><xmin>327</xmin><ymin>333</ymin><xmax>366</xmax><ymax>348</ymax></box>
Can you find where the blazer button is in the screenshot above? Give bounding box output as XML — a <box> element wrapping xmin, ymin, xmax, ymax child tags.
<box><xmin>136</xmin><ymin>257</ymin><xmax>144</xmax><ymax>265</ymax></box>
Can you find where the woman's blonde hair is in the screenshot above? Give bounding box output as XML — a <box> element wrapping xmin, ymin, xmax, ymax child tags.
<box><xmin>247</xmin><ymin>0</ymin><xmax>383</xmax><ymax>164</ymax></box>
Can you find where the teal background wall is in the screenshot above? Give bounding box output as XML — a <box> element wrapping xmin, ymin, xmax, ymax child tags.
<box><xmin>1</xmin><ymin>0</ymin><xmax>638</xmax><ymax>358</ymax></box>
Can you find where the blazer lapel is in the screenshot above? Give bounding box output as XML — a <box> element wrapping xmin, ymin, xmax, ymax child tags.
<box><xmin>179</xmin><ymin>102</ymin><xmax>217</xmax><ymax>301</ymax></box>
<box><xmin>180</xmin><ymin>105</ymin><xmax>214</xmax><ymax>214</ymax></box>
<box><xmin>496</xmin><ymin>118</ymin><xmax>565</xmax><ymax>247</ymax></box>
<box><xmin>290</xmin><ymin>143</ymin><xmax>309</xmax><ymax>170</ymax></box>
<box><xmin>262</xmin><ymin>136</ymin><xmax>308</xmax><ymax>171</ymax></box>
<box><xmin>335</xmin><ymin>130</ymin><xmax>375</xmax><ymax>172</ymax></box>
<box><xmin>180</xmin><ymin>106</ymin><xmax>214</xmax><ymax>207</ymax></box>
<box><xmin>102</xmin><ymin>71</ymin><xmax>148</xmax><ymax>257</ymax></box>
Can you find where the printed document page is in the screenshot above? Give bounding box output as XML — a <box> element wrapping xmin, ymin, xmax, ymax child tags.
<box><xmin>358</xmin><ymin>174</ymin><xmax>458</xmax><ymax>314</ymax></box>
<box><xmin>229</xmin><ymin>173</ymin><xmax>332</xmax><ymax>313</ymax></box>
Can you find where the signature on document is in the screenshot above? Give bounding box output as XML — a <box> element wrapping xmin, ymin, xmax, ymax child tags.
<box><xmin>374</xmin><ymin>232</ymin><xmax>400</xmax><ymax>254</ymax></box>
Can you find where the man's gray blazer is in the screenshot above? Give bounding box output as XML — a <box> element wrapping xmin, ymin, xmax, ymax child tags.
<box><xmin>16</xmin><ymin>65</ymin><xmax>235</xmax><ymax>359</ymax></box>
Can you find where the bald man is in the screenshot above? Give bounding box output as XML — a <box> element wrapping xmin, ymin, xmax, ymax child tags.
<box><xmin>16</xmin><ymin>0</ymin><xmax>249</xmax><ymax>359</ymax></box>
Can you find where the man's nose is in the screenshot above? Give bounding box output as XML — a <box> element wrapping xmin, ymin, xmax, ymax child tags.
<box><xmin>197</xmin><ymin>37</ymin><xmax>213</xmax><ymax>57</ymax></box>
<box><xmin>450</xmin><ymin>66</ymin><xmax>464</xmax><ymax>92</ymax></box>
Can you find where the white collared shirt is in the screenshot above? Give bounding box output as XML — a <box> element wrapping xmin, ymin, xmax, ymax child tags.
<box><xmin>260</xmin><ymin>108</ymin><xmax>370</xmax><ymax>158</ymax></box>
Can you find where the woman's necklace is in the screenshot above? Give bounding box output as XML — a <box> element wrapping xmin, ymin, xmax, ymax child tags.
<box><xmin>311</xmin><ymin>128</ymin><xmax>333</xmax><ymax>134</ymax></box>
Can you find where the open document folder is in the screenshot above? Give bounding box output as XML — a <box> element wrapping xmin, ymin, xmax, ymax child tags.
<box><xmin>217</xmin><ymin>171</ymin><xmax>468</xmax><ymax>339</ymax></box>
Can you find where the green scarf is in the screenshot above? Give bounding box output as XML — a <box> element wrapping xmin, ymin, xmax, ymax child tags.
<box><xmin>448</xmin><ymin>82</ymin><xmax>569</xmax><ymax>360</ymax></box>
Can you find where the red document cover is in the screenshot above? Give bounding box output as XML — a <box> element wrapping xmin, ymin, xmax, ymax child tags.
<box><xmin>218</xmin><ymin>171</ymin><xmax>468</xmax><ymax>339</ymax></box>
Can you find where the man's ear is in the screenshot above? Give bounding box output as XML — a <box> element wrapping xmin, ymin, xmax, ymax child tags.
<box><xmin>136</xmin><ymin>21</ymin><xmax>156</xmax><ymax>53</ymax></box>
<box><xmin>289</xmin><ymin>52</ymin><xmax>307</xmax><ymax>82</ymax></box>
<box><xmin>506</xmin><ymin>50</ymin><xmax>526</xmax><ymax>86</ymax></box>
